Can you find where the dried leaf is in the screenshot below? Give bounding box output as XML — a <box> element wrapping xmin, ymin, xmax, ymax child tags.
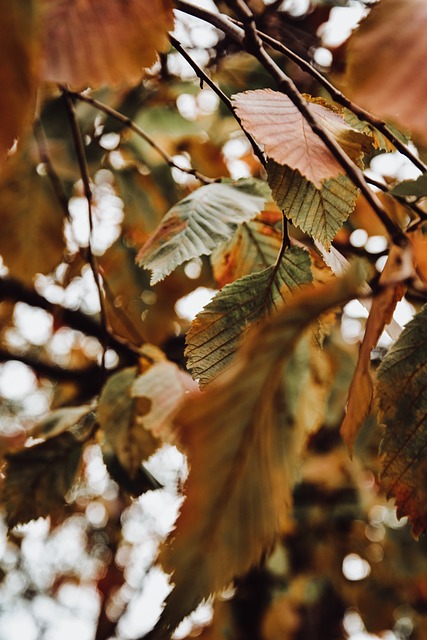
<box><xmin>0</xmin><ymin>1</ymin><xmax>40</xmax><ymax>165</ymax></box>
<box><xmin>268</xmin><ymin>161</ymin><xmax>358</xmax><ymax>249</ymax></box>
<box><xmin>376</xmin><ymin>304</ymin><xmax>427</xmax><ymax>536</ymax></box>
<box><xmin>211</xmin><ymin>210</ymin><xmax>283</xmax><ymax>288</ymax></box>
<box><xmin>151</xmin><ymin>263</ymin><xmax>367</xmax><ymax>637</ymax></box>
<box><xmin>341</xmin><ymin>246</ymin><xmax>411</xmax><ymax>452</ymax></box>
<box><xmin>346</xmin><ymin>0</ymin><xmax>427</xmax><ymax>145</ymax></box>
<box><xmin>233</xmin><ymin>90</ymin><xmax>369</xmax><ymax>187</ymax></box>
<box><xmin>97</xmin><ymin>367</ymin><xmax>161</xmax><ymax>477</ymax></box>
<box><xmin>137</xmin><ymin>179</ymin><xmax>270</xmax><ymax>284</ymax></box>
<box><xmin>0</xmin><ymin>139</ymin><xmax>65</xmax><ymax>284</ymax></box>
<box><xmin>3</xmin><ymin>411</ymin><xmax>95</xmax><ymax>528</ymax></box>
<box><xmin>186</xmin><ymin>246</ymin><xmax>312</xmax><ymax>387</ymax></box>
<box><xmin>42</xmin><ymin>0</ymin><xmax>174</xmax><ymax>88</ymax></box>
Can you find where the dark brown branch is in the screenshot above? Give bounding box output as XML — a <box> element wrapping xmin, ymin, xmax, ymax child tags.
<box><xmin>61</xmin><ymin>89</ymin><xmax>109</xmax><ymax>370</ymax></box>
<box><xmin>0</xmin><ymin>276</ymin><xmax>138</xmax><ymax>364</ymax></box>
<box><xmin>63</xmin><ymin>88</ymin><xmax>215</xmax><ymax>184</ymax></box>
<box><xmin>0</xmin><ymin>347</ymin><xmax>103</xmax><ymax>383</ymax></box>
<box><xmin>169</xmin><ymin>35</ymin><xmax>266</xmax><ymax>168</ymax></box>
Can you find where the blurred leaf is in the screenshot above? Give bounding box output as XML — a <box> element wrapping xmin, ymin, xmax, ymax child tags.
<box><xmin>186</xmin><ymin>246</ymin><xmax>313</xmax><ymax>386</ymax></box>
<box><xmin>103</xmin><ymin>450</ymin><xmax>162</xmax><ymax>496</ymax></box>
<box><xmin>268</xmin><ymin>161</ymin><xmax>358</xmax><ymax>249</ymax></box>
<box><xmin>137</xmin><ymin>179</ymin><xmax>270</xmax><ymax>284</ymax></box>
<box><xmin>32</xmin><ymin>405</ymin><xmax>93</xmax><ymax>439</ymax></box>
<box><xmin>233</xmin><ymin>90</ymin><xmax>369</xmax><ymax>187</ymax></box>
<box><xmin>346</xmin><ymin>0</ymin><xmax>427</xmax><ymax>145</ymax></box>
<box><xmin>390</xmin><ymin>173</ymin><xmax>427</xmax><ymax>198</ymax></box>
<box><xmin>342</xmin><ymin>246</ymin><xmax>411</xmax><ymax>452</ymax></box>
<box><xmin>0</xmin><ymin>139</ymin><xmax>65</xmax><ymax>284</ymax></box>
<box><xmin>152</xmin><ymin>263</ymin><xmax>366</xmax><ymax>637</ymax></box>
<box><xmin>97</xmin><ymin>367</ymin><xmax>161</xmax><ymax>477</ymax></box>
<box><xmin>3</xmin><ymin>411</ymin><xmax>96</xmax><ymax>528</ymax></box>
<box><xmin>0</xmin><ymin>1</ymin><xmax>40</xmax><ymax>165</ymax></box>
<box><xmin>42</xmin><ymin>0</ymin><xmax>174</xmax><ymax>88</ymax></box>
<box><xmin>211</xmin><ymin>210</ymin><xmax>283</xmax><ymax>287</ymax></box>
<box><xmin>376</xmin><ymin>304</ymin><xmax>427</xmax><ymax>537</ymax></box>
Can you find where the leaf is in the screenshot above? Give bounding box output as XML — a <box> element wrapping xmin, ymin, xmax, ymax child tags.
<box><xmin>0</xmin><ymin>139</ymin><xmax>65</xmax><ymax>284</ymax></box>
<box><xmin>211</xmin><ymin>210</ymin><xmax>283</xmax><ymax>288</ymax></box>
<box><xmin>268</xmin><ymin>161</ymin><xmax>358</xmax><ymax>249</ymax></box>
<box><xmin>137</xmin><ymin>179</ymin><xmax>270</xmax><ymax>284</ymax></box>
<box><xmin>390</xmin><ymin>173</ymin><xmax>427</xmax><ymax>199</ymax></box>
<box><xmin>341</xmin><ymin>109</ymin><xmax>410</xmax><ymax>153</ymax></box>
<box><xmin>341</xmin><ymin>246</ymin><xmax>411</xmax><ymax>452</ymax></box>
<box><xmin>31</xmin><ymin>405</ymin><xmax>92</xmax><ymax>439</ymax></box>
<box><xmin>103</xmin><ymin>450</ymin><xmax>162</xmax><ymax>496</ymax></box>
<box><xmin>232</xmin><ymin>90</ymin><xmax>369</xmax><ymax>187</ymax></box>
<box><xmin>97</xmin><ymin>367</ymin><xmax>161</xmax><ymax>477</ymax></box>
<box><xmin>3</xmin><ymin>411</ymin><xmax>96</xmax><ymax>528</ymax></box>
<box><xmin>151</xmin><ymin>263</ymin><xmax>367</xmax><ymax>637</ymax></box>
<box><xmin>376</xmin><ymin>304</ymin><xmax>427</xmax><ymax>537</ymax></box>
<box><xmin>346</xmin><ymin>0</ymin><xmax>427</xmax><ymax>145</ymax></box>
<box><xmin>42</xmin><ymin>0</ymin><xmax>174</xmax><ymax>89</ymax></box>
<box><xmin>186</xmin><ymin>246</ymin><xmax>313</xmax><ymax>387</ymax></box>
<box><xmin>0</xmin><ymin>1</ymin><xmax>40</xmax><ymax>165</ymax></box>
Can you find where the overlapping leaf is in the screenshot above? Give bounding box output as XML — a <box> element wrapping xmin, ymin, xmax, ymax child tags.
<box><xmin>3</xmin><ymin>410</ymin><xmax>95</xmax><ymax>528</ymax></box>
<box><xmin>233</xmin><ymin>90</ymin><xmax>369</xmax><ymax>187</ymax></box>
<box><xmin>341</xmin><ymin>246</ymin><xmax>411</xmax><ymax>452</ymax></box>
<box><xmin>376</xmin><ymin>304</ymin><xmax>427</xmax><ymax>536</ymax></box>
<box><xmin>346</xmin><ymin>0</ymin><xmax>427</xmax><ymax>145</ymax></box>
<box><xmin>186</xmin><ymin>246</ymin><xmax>312</xmax><ymax>387</ymax></box>
<box><xmin>42</xmin><ymin>0</ymin><xmax>174</xmax><ymax>88</ymax></box>
<box><xmin>151</xmin><ymin>263</ymin><xmax>366</xmax><ymax>638</ymax></box>
<box><xmin>268</xmin><ymin>161</ymin><xmax>358</xmax><ymax>249</ymax></box>
<box><xmin>211</xmin><ymin>210</ymin><xmax>283</xmax><ymax>288</ymax></box>
<box><xmin>137</xmin><ymin>179</ymin><xmax>270</xmax><ymax>284</ymax></box>
<box><xmin>0</xmin><ymin>140</ymin><xmax>65</xmax><ymax>284</ymax></box>
<box><xmin>390</xmin><ymin>173</ymin><xmax>427</xmax><ymax>199</ymax></box>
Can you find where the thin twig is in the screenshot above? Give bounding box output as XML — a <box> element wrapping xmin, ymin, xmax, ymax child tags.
<box><xmin>61</xmin><ymin>89</ymin><xmax>109</xmax><ymax>370</ymax></box>
<box><xmin>169</xmin><ymin>35</ymin><xmax>266</xmax><ymax>168</ymax></box>
<box><xmin>178</xmin><ymin>0</ymin><xmax>407</xmax><ymax>247</ymax></box>
<box><xmin>62</xmin><ymin>87</ymin><xmax>215</xmax><ymax>184</ymax></box>
<box><xmin>99</xmin><ymin>266</ymin><xmax>146</xmax><ymax>345</ymax></box>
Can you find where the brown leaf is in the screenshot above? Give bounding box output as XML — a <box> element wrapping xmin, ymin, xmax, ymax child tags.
<box><xmin>341</xmin><ymin>245</ymin><xmax>412</xmax><ymax>452</ymax></box>
<box><xmin>346</xmin><ymin>0</ymin><xmax>427</xmax><ymax>144</ymax></box>
<box><xmin>232</xmin><ymin>90</ymin><xmax>369</xmax><ymax>187</ymax></box>
<box><xmin>42</xmin><ymin>0</ymin><xmax>174</xmax><ymax>89</ymax></box>
<box><xmin>0</xmin><ymin>2</ymin><xmax>40</xmax><ymax>165</ymax></box>
<box><xmin>0</xmin><ymin>139</ymin><xmax>65</xmax><ymax>284</ymax></box>
<box><xmin>151</xmin><ymin>262</ymin><xmax>367</xmax><ymax>637</ymax></box>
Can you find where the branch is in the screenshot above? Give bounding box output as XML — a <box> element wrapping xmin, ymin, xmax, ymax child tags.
<box><xmin>0</xmin><ymin>276</ymin><xmax>138</xmax><ymax>364</ymax></box>
<box><xmin>0</xmin><ymin>347</ymin><xmax>103</xmax><ymax>383</ymax></box>
<box><xmin>63</xmin><ymin>87</ymin><xmax>216</xmax><ymax>184</ymax></box>
<box><xmin>61</xmin><ymin>89</ymin><xmax>109</xmax><ymax>370</ymax></box>
<box><xmin>177</xmin><ymin>0</ymin><xmax>407</xmax><ymax>247</ymax></box>
<box><xmin>169</xmin><ymin>35</ymin><xmax>266</xmax><ymax>168</ymax></box>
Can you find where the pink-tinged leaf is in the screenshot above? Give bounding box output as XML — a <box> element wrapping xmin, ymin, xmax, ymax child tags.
<box><xmin>346</xmin><ymin>0</ymin><xmax>427</xmax><ymax>145</ymax></box>
<box><xmin>42</xmin><ymin>0</ymin><xmax>174</xmax><ymax>89</ymax></box>
<box><xmin>233</xmin><ymin>90</ymin><xmax>369</xmax><ymax>187</ymax></box>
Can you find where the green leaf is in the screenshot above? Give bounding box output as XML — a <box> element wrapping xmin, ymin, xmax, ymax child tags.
<box><xmin>97</xmin><ymin>367</ymin><xmax>161</xmax><ymax>477</ymax></box>
<box><xmin>3</xmin><ymin>411</ymin><xmax>95</xmax><ymax>528</ymax></box>
<box><xmin>390</xmin><ymin>173</ymin><xmax>427</xmax><ymax>198</ymax></box>
<box><xmin>152</xmin><ymin>263</ymin><xmax>367</xmax><ymax>638</ymax></box>
<box><xmin>376</xmin><ymin>304</ymin><xmax>427</xmax><ymax>537</ymax></box>
<box><xmin>268</xmin><ymin>161</ymin><xmax>358</xmax><ymax>249</ymax></box>
<box><xmin>211</xmin><ymin>210</ymin><xmax>283</xmax><ymax>287</ymax></box>
<box><xmin>186</xmin><ymin>246</ymin><xmax>313</xmax><ymax>386</ymax></box>
<box><xmin>137</xmin><ymin>179</ymin><xmax>271</xmax><ymax>284</ymax></box>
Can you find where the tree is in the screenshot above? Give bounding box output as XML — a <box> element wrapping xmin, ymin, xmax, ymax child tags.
<box><xmin>1</xmin><ymin>0</ymin><xmax>427</xmax><ymax>638</ymax></box>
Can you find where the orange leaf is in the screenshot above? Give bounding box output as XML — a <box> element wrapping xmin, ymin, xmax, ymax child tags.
<box><xmin>346</xmin><ymin>0</ymin><xmax>427</xmax><ymax>145</ymax></box>
<box><xmin>42</xmin><ymin>0</ymin><xmax>174</xmax><ymax>89</ymax></box>
<box><xmin>232</xmin><ymin>90</ymin><xmax>368</xmax><ymax>187</ymax></box>
<box><xmin>0</xmin><ymin>2</ymin><xmax>40</xmax><ymax>165</ymax></box>
<box><xmin>341</xmin><ymin>245</ymin><xmax>412</xmax><ymax>452</ymax></box>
